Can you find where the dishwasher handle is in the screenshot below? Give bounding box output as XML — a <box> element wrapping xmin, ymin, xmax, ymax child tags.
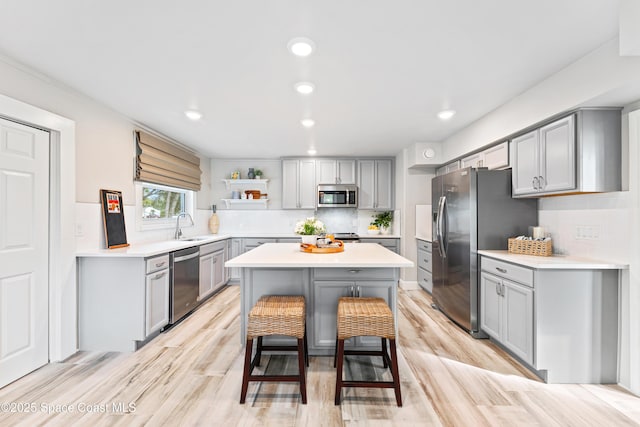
<box><xmin>173</xmin><ymin>252</ymin><xmax>200</xmax><ymax>263</ymax></box>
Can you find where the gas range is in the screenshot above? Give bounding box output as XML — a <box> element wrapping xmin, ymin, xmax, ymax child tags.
<box><xmin>333</xmin><ymin>232</ymin><xmax>360</xmax><ymax>242</ymax></box>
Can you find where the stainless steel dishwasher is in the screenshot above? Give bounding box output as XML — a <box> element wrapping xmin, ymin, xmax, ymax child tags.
<box><xmin>169</xmin><ymin>246</ymin><xmax>200</xmax><ymax>324</ymax></box>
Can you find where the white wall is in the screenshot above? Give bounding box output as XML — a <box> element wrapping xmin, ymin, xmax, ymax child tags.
<box><xmin>436</xmin><ymin>38</ymin><xmax>640</xmax><ymax>394</ymax></box>
<box><xmin>0</xmin><ymin>55</ymin><xmax>213</xmax><ymax>359</ymax></box>
<box><xmin>396</xmin><ymin>149</ymin><xmax>434</xmax><ymax>284</ymax></box>
<box><xmin>442</xmin><ymin>38</ymin><xmax>640</xmax><ymax>160</ymax></box>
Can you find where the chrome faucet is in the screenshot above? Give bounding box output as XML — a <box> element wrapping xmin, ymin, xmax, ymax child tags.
<box><xmin>174</xmin><ymin>212</ymin><xmax>194</xmax><ymax>240</ymax></box>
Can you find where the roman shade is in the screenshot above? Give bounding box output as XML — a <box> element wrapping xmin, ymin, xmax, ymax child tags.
<box><xmin>135</xmin><ymin>130</ymin><xmax>201</xmax><ymax>191</ymax></box>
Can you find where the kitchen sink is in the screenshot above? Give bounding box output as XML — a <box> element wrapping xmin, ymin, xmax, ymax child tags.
<box><xmin>181</xmin><ymin>237</ymin><xmax>209</xmax><ymax>241</ymax></box>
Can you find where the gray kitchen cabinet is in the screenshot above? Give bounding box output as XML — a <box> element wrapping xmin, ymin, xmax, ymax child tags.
<box><xmin>243</xmin><ymin>237</ymin><xmax>278</xmax><ymax>251</ymax></box>
<box><xmin>79</xmin><ymin>254</ymin><xmax>171</xmax><ymax>352</ymax></box>
<box><xmin>199</xmin><ymin>241</ymin><xmax>226</xmax><ymax>301</ymax></box>
<box><xmin>436</xmin><ymin>160</ymin><xmax>460</xmax><ymax>176</ymax></box>
<box><xmin>461</xmin><ymin>141</ymin><xmax>509</xmax><ymax>170</ymax></box>
<box><xmin>224</xmin><ymin>239</ymin><xmax>231</xmax><ymax>284</ymax></box>
<box><xmin>480</xmin><ymin>255</ymin><xmax>619</xmax><ymax>383</ymax></box>
<box><xmin>511</xmin><ymin>109</ymin><xmax>621</xmax><ymax>197</ymax></box>
<box><xmin>229</xmin><ymin>238</ymin><xmax>243</xmax><ymax>282</ymax></box>
<box><xmin>316</xmin><ymin>159</ymin><xmax>356</xmax><ymax>184</ymax></box>
<box><xmin>312</xmin><ymin>268</ymin><xmax>396</xmax><ymax>353</ymax></box>
<box><xmin>364</xmin><ymin>237</ymin><xmax>399</xmax><ymax>253</ymax></box>
<box><xmin>357</xmin><ymin>159</ymin><xmax>393</xmax><ymax>210</ymax></box>
<box><xmin>145</xmin><ymin>255</ymin><xmax>171</xmax><ymax>337</ymax></box>
<box><xmin>512</xmin><ymin>115</ymin><xmax>575</xmax><ymax>196</ymax></box>
<box><xmin>480</xmin><ymin>269</ymin><xmax>533</xmax><ymax>365</ymax></box>
<box><xmin>282</xmin><ymin>158</ymin><xmax>316</xmax><ymax>209</ymax></box>
<box><xmin>416</xmin><ymin>239</ymin><xmax>432</xmax><ymax>293</ymax></box>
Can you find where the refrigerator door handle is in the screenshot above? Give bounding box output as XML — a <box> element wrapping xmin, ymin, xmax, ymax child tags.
<box><xmin>437</xmin><ymin>196</ymin><xmax>447</xmax><ymax>259</ymax></box>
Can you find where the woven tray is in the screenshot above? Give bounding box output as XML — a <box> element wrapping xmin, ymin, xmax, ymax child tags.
<box><xmin>300</xmin><ymin>240</ymin><xmax>344</xmax><ymax>253</ymax></box>
<box><xmin>508</xmin><ymin>238</ymin><xmax>552</xmax><ymax>257</ymax></box>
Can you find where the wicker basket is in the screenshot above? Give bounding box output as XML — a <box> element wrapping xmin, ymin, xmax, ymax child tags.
<box><xmin>508</xmin><ymin>238</ymin><xmax>553</xmax><ymax>257</ymax></box>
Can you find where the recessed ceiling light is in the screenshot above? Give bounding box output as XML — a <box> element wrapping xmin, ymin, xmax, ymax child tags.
<box><xmin>184</xmin><ymin>110</ymin><xmax>202</xmax><ymax>121</ymax></box>
<box><xmin>307</xmin><ymin>148</ymin><xmax>317</xmax><ymax>155</ymax></box>
<box><xmin>287</xmin><ymin>37</ymin><xmax>315</xmax><ymax>57</ymax></box>
<box><xmin>437</xmin><ymin>110</ymin><xmax>456</xmax><ymax>120</ymax></box>
<box><xmin>301</xmin><ymin>118</ymin><xmax>315</xmax><ymax>128</ymax></box>
<box><xmin>294</xmin><ymin>82</ymin><xmax>315</xmax><ymax>95</ymax></box>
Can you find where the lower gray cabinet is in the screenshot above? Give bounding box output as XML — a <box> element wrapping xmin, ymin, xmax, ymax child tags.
<box><xmin>416</xmin><ymin>239</ymin><xmax>432</xmax><ymax>293</ymax></box>
<box><xmin>145</xmin><ymin>255</ymin><xmax>170</xmax><ymax>337</ymax></box>
<box><xmin>480</xmin><ymin>271</ymin><xmax>533</xmax><ymax>365</ymax></box>
<box><xmin>364</xmin><ymin>237</ymin><xmax>399</xmax><ymax>253</ymax></box>
<box><xmin>79</xmin><ymin>254</ymin><xmax>170</xmax><ymax>352</ymax></box>
<box><xmin>199</xmin><ymin>241</ymin><xmax>227</xmax><ymax>301</ymax></box>
<box><xmin>480</xmin><ymin>255</ymin><xmax>618</xmax><ymax>383</ymax></box>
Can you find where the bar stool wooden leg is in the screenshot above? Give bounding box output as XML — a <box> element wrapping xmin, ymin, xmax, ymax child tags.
<box><xmin>334</xmin><ymin>339</ymin><xmax>345</xmax><ymax>405</ymax></box>
<box><xmin>255</xmin><ymin>336</ymin><xmax>263</xmax><ymax>367</ymax></box>
<box><xmin>240</xmin><ymin>338</ymin><xmax>253</xmax><ymax>404</ymax></box>
<box><xmin>297</xmin><ymin>338</ymin><xmax>308</xmax><ymax>404</ymax></box>
<box><xmin>389</xmin><ymin>339</ymin><xmax>402</xmax><ymax>407</ymax></box>
<box><xmin>333</xmin><ymin>334</ymin><xmax>338</xmax><ymax>368</ymax></box>
<box><xmin>381</xmin><ymin>338</ymin><xmax>389</xmax><ymax>368</ymax></box>
<box><xmin>304</xmin><ymin>326</ymin><xmax>309</xmax><ymax>367</ymax></box>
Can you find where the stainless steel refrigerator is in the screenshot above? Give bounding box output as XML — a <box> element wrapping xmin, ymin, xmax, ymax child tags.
<box><xmin>431</xmin><ymin>167</ymin><xmax>537</xmax><ymax>337</ymax></box>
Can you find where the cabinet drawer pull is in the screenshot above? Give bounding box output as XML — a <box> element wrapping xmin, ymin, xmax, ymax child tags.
<box><xmin>423</xmin><ymin>259</ymin><xmax>429</xmax><ymax>263</ymax></box>
<box><xmin>154</xmin><ymin>272</ymin><xmax>167</xmax><ymax>280</ymax></box>
<box><xmin>348</xmin><ymin>269</ymin><xmax>361</xmax><ymax>274</ymax></box>
<box><xmin>496</xmin><ymin>267</ymin><xmax>507</xmax><ymax>274</ymax></box>
<box><xmin>155</xmin><ymin>261</ymin><xmax>166</xmax><ymax>268</ymax></box>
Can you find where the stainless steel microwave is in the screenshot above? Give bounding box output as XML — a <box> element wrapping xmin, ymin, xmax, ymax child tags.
<box><xmin>317</xmin><ymin>184</ymin><xmax>357</xmax><ymax>208</ymax></box>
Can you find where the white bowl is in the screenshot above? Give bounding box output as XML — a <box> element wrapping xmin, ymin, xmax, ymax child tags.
<box><xmin>367</xmin><ymin>229</ymin><xmax>380</xmax><ymax>235</ymax></box>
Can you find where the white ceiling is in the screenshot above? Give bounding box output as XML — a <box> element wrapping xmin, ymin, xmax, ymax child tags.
<box><xmin>0</xmin><ymin>1</ymin><xmax>621</xmax><ymax>158</ymax></box>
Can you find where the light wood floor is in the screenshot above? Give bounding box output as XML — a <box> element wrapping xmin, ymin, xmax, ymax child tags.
<box><xmin>1</xmin><ymin>286</ymin><xmax>639</xmax><ymax>426</ymax></box>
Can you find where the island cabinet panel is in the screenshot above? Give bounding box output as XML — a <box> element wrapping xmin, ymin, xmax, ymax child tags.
<box><xmin>311</xmin><ymin>269</ymin><xmax>397</xmax><ymax>354</ymax></box>
<box><xmin>312</xmin><ymin>281</ymin><xmax>357</xmax><ymax>349</ymax></box>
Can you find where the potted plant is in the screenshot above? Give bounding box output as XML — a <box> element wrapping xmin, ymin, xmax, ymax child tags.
<box><xmin>254</xmin><ymin>169</ymin><xmax>263</xmax><ymax>179</ymax></box>
<box><xmin>371</xmin><ymin>211</ymin><xmax>393</xmax><ymax>234</ymax></box>
<box><xmin>295</xmin><ymin>217</ymin><xmax>326</xmax><ymax>245</ymax></box>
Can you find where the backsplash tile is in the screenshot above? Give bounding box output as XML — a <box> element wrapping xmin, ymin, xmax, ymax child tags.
<box><xmin>538</xmin><ymin>192</ymin><xmax>630</xmax><ymax>263</ymax></box>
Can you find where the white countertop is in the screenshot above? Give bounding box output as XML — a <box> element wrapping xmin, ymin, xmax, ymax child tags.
<box><xmin>478</xmin><ymin>250</ymin><xmax>628</xmax><ymax>270</ymax></box>
<box><xmin>76</xmin><ymin>234</ymin><xmax>232</xmax><ymax>258</ymax></box>
<box><xmin>75</xmin><ymin>233</ymin><xmax>402</xmax><ymax>258</ymax></box>
<box><xmin>226</xmin><ymin>243</ymin><xmax>413</xmax><ymax>268</ymax></box>
<box><xmin>415</xmin><ymin>235</ymin><xmax>432</xmax><ymax>242</ymax></box>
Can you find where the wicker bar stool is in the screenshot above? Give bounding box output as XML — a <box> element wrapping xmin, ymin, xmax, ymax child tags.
<box><xmin>240</xmin><ymin>295</ymin><xmax>308</xmax><ymax>404</ymax></box>
<box><xmin>334</xmin><ymin>297</ymin><xmax>402</xmax><ymax>406</ymax></box>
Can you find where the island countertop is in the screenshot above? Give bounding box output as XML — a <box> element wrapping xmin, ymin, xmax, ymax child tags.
<box><xmin>226</xmin><ymin>243</ymin><xmax>413</xmax><ymax>268</ymax></box>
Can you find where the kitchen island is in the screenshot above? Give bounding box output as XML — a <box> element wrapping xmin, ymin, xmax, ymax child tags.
<box><xmin>225</xmin><ymin>243</ymin><xmax>413</xmax><ymax>355</ymax></box>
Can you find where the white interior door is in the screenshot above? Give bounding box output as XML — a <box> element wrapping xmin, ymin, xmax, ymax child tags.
<box><xmin>0</xmin><ymin>117</ymin><xmax>49</xmax><ymax>387</ymax></box>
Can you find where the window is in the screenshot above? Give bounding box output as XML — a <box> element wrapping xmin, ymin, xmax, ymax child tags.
<box><xmin>136</xmin><ymin>182</ymin><xmax>194</xmax><ymax>230</ymax></box>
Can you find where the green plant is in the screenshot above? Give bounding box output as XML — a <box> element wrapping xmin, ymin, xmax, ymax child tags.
<box><xmin>254</xmin><ymin>169</ymin><xmax>263</xmax><ymax>177</ymax></box>
<box><xmin>294</xmin><ymin>217</ymin><xmax>326</xmax><ymax>235</ymax></box>
<box><xmin>371</xmin><ymin>211</ymin><xmax>393</xmax><ymax>229</ymax></box>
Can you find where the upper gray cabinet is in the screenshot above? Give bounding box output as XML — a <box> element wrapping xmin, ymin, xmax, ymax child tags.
<box><xmin>358</xmin><ymin>159</ymin><xmax>393</xmax><ymax>210</ymax></box>
<box><xmin>282</xmin><ymin>159</ymin><xmax>316</xmax><ymax>209</ymax></box>
<box><xmin>461</xmin><ymin>141</ymin><xmax>509</xmax><ymax>170</ymax></box>
<box><xmin>436</xmin><ymin>160</ymin><xmax>460</xmax><ymax>176</ymax></box>
<box><xmin>511</xmin><ymin>109</ymin><xmax>621</xmax><ymax>197</ymax></box>
<box><xmin>316</xmin><ymin>159</ymin><xmax>356</xmax><ymax>184</ymax></box>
